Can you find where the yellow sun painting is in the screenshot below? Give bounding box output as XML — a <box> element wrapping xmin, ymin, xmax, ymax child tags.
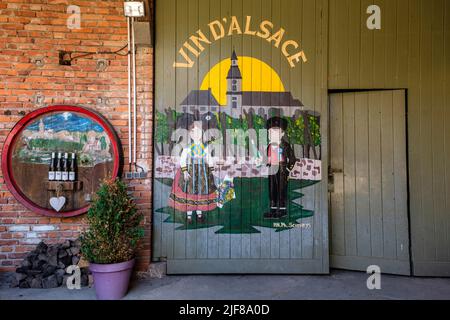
<box><xmin>200</xmin><ymin>56</ymin><xmax>285</xmax><ymax>106</ymax></box>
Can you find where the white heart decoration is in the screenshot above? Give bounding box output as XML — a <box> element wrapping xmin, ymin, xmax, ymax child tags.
<box><xmin>49</xmin><ymin>196</ymin><xmax>66</xmax><ymax>212</ymax></box>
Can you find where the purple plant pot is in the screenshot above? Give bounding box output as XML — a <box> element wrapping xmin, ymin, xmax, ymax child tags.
<box><xmin>89</xmin><ymin>259</ymin><xmax>135</xmax><ymax>300</ymax></box>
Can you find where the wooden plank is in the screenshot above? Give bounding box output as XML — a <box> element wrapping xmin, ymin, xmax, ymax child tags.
<box><xmin>413</xmin><ymin>262</ymin><xmax>450</xmax><ymax>277</ymax></box>
<box><xmin>396</xmin><ymin>0</ymin><xmax>409</xmax><ymax>87</ymax></box>
<box><xmin>269</xmin><ymin>0</ymin><xmax>281</xmax><ymax>260</ymax></box>
<box><xmin>348</xmin><ymin>0</ymin><xmax>361</xmax><ymax>88</ymax></box>
<box><xmin>152</xmin><ymin>0</ymin><xmax>165</xmax><ymax>260</ymax></box>
<box><xmin>278</xmin><ymin>0</ymin><xmax>291</xmax><ymax>260</ymax></box>
<box><xmin>368</xmin><ymin>92</ymin><xmax>384</xmax><ymax>258</ymax></box>
<box><xmin>407</xmin><ymin>0</ymin><xmax>424</xmax><ymax>267</ymax></box>
<box><xmin>161</xmin><ymin>0</ymin><xmax>177</xmax><ymax>261</ymax></box>
<box><xmin>380</xmin><ymin>91</ymin><xmax>396</xmax><ymax>260</ymax></box>
<box><xmin>301</xmin><ymin>187</ymin><xmax>315</xmax><ymax>259</ymax></box>
<box><xmin>167</xmin><ymin>259</ymin><xmax>325</xmax><ymax>274</ymax></box>
<box><xmin>419</xmin><ymin>0</ymin><xmax>436</xmax><ymax>262</ymax></box>
<box><xmin>354</xmin><ymin>92</ymin><xmax>371</xmax><ymax>258</ymax></box>
<box><xmin>384</xmin><ymin>0</ymin><xmax>397</xmax><ymax>88</ymax></box>
<box><xmin>431</xmin><ymin>0</ymin><xmax>448</xmax><ymax>262</ymax></box>
<box><xmin>259</xmin><ymin>0</ymin><xmax>272</xmax><ymax>260</ymax></box>
<box><xmin>206</xmin><ymin>0</ymin><xmax>221</xmax><ymax>260</ymax></box>
<box><xmin>327</xmin><ymin>0</ymin><xmax>338</xmax><ymax>88</ymax></box>
<box><xmin>173</xmin><ymin>0</ymin><xmax>189</xmax><ymax>260</ymax></box>
<box><xmin>195</xmin><ymin>0</ymin><xmax>210</xmax><ymax>260</ymax></box>
<box><xmin>331</xmin><ymin>254</ymin><xmax>410</xmax><ymax>275</ymax></box>
<box><xmin>333</xmin><ymin>0</ymin><xmax>350</xmax><ymax>88</ymax></box>
<box><xmin>184</xmin><ymin>0</ymin><xmax>200</xmax><ymax>260</ymax></box>
<box><xmin>288</xmin><ymin>0</ymin><xmax>304</xmax><ymax>260</ymax></box>
<box><xmin>329</xmin><ymin>97</ymin><xmax>343</xmax><ymax>188</ymax></box>
<box><xmin>313</xmin><ymin>1</ymin><xmax>329</xmax><ymax>264</ymax></box>
<box><xmin>319</xmin><ymin>0</ymin><xmax>330</xmax><ymax>272</ymax></box>
<box><xmin>329</xmin><ymin>93</ymin><xmax>345</xmax><ymax>256</ymax></box>
<box><xmin>239</xmin><ymin>0</ymin><xmax>253</xmax><ymax>260</ymax></box>
<box><xmin>342</xmin><ymin>93</ymin><xmax>357</xmax><ymax>256</ymax></box>
<box><xmin>300</xmin><ymin>0</ymin><xmax>316</xmax><ymax>260</ymax></box>
<box><xmin>372</xmin><ymin>0</ymin><xmax>386</xmax><ymax>87</ymax></box>
<box><xmin>445</xmin><ymin>0</ymin><xmax>450</xmax><ymax>263</ymax></box>
<box><xmin>230</xmin><ymin>0</ymin><xmax>244</xmax><ymax>260</ymax></box>
<box><xmin>249</xmin><ymin>0</ymin><xmax>263</xmax><ymax>260</ymax></box>
<box><xmin>392</xmin><ymin>90</ymin><xmax>409</xmax><ymax>261</ymax></box>
<box><xmin>359</xmin><ymin>0</ymin><xmax>375</xmax><ymax>88</ymax></box>
<box><xmin>218</xmin><ymin>0</ymin><xmax>232</xmax><ymax>260</ymax></box>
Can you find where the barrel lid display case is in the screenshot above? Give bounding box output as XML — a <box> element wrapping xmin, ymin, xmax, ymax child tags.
<box><xmin>1</xmin><ymin>105</ymin><xmax>122</xmax><ymax>217</ymax></box>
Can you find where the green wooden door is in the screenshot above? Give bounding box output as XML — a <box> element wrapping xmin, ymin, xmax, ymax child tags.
<box><xmin>329</xmin><ymin>90</ymin><xmax>411</xmax><ymax>275</ymax></box>
<box><xmin>153</xmin><ymin>0</ymin><xmax>329</xmax><ymax>274</ymax></box>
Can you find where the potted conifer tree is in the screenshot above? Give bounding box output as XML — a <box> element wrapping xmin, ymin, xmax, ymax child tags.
<box><xmin>81</xmin><ymin>178</ymin><xmax>144</xmax><ymax>300</ymax></box>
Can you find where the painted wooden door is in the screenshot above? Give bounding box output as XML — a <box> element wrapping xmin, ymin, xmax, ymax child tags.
<box><xmin>329</xmin><ymin>90</ymin><xmax>410</xmax><ymax>275</ymax></box>
<box><xmin>152</xmin><ymin>0</ymin><xmax>329</xmax><ymax>274</ymax></box>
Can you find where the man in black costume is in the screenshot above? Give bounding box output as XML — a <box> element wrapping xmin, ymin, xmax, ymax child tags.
<box><xmin>264</xmin><ymin>117</ymin><xmax>297</xmax><ymax>219</ymax></box>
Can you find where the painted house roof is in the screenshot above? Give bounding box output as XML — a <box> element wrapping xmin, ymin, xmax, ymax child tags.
<box><xmin>180</xmin><ymin>89</ymin><xmax>220</xmax><ymax>106</ymax></box>
<box><xmin>241</xmin><ymin>91</ymin><xmax>303</xmax><ymax>107</ymax></box>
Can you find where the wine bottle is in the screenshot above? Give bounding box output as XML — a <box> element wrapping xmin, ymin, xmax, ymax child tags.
<box><xmin>69</xmin><ymin>153</ymin><xmax>76</xmax><ymax>181</ymax></box>
<box><xmin>48</xmin><ymin>152</ymin><xmax>56</xmax><ymax>181</ymax></box>
<box><xmin>55</xmin><ymin>152</ymin><xmax>62</xmax><ymax>181</ymax></box>
<box><xmin>62</xmin><ymin>153</ymin><xmax>69</xmax><ymax>181</ymax></box>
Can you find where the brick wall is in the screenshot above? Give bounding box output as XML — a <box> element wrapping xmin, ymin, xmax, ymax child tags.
<box><xmin>0</xmin><ymin>0</ymin><xmax>153</xmax><ymax>272</ymax></box>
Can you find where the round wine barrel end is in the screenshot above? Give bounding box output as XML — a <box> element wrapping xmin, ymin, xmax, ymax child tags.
<box><xmin>1</xmin><ymin>105</ymin><xmax>122</xmax><ymax>217</ymax></box>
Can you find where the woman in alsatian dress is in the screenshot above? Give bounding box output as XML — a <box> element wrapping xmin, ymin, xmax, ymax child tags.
<box><xmin>168</xmin><ymin>115</ymin><xmax>217</xmax><ymax>222</ymax></box>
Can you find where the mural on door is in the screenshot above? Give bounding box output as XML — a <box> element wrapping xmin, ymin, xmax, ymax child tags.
<box><xmin>154</xmin><ymin>51</ymin><xmax>322</xmax><ymax>234</ymax></box>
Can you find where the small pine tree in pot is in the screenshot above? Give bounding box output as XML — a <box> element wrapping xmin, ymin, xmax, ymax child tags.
<box><xmin>81</xmin><ymin>178</ymin><xmax>144</xmax><ymax>300</ymax></box>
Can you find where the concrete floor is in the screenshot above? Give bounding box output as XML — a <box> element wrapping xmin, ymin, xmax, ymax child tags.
<box><xmin>1</xmin><ymin>270</ymin><xmax>450</xmax><ymax>300</ymax></box>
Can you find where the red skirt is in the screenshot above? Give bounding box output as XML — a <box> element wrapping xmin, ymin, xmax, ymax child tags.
<box><xmin>168</xmin><ymin>169</ymin><xmax>218</xmax><ymax>212</ymax></box>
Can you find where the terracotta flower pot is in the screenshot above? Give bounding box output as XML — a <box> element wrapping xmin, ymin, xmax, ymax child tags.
<box><xmin>89</xmin><ymin>259</ymin><xmax>135</xmax><ymax>300</ymax></box>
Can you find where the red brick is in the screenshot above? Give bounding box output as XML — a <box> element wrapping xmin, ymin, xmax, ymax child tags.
<box><xmin>0</xmin><ymin>23</ymin><xmax>24</xmax><ymax>30</ymax></box>
<box><xmin>15</xmin><ymin>245</ymin><xmax>34</xmax><ymax>253</ymax></box>
<box><xmin>15</xmin><ymin>218</ymin><xmax>38</xmax><ymax>224</ymax></box>
<box><xmin>46</xmin><ymin>231</ymin><xmax>59</xmax><ymax>238</ymax></box>
<box><xmin>15</xmin><ymin>10</ymin><xmax>36</xmax><ymax>18</ymax></box>
<box><xmin>7</xmin><ymin>252</ymin><xmax>26</xmax><ymax>259</ymax></box>
<box><xmin>0</xmin><ymin>239</ymin><xmax>18</xmax><ymax>246</ymax></box>
<box><xmin>0</xmin><ymin>0</ymin><xmax>153</xmax><ymax>272</ymax></box>
<box><xmin>0</xmin><ymin>219</ymin><xmax>15</xmax><ymax>224</ymax></box>
<box><xmin>0</xmin><ymin>233</ymin><xmax>13</xmax><ymax>239</ymax></box>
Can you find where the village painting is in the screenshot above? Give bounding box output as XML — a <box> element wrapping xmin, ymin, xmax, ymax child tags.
<box><xmin>154</xmin><ymin>52</ymin><xmax>323</xmax><ymax>234</ymax></box>
<box><xmin>14</xmin><ymin>111</ymin><xmax>112</xmax><ymax>167</ymax></box>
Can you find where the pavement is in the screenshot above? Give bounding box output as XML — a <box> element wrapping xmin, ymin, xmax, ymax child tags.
<box><xmin>1</xmin><ymin>269</ymin><xmax>450</xmax><ymax>300</ymax></box>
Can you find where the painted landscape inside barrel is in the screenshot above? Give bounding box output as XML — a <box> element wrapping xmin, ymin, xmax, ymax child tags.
<box><xmin>10</xmin><ymin>111</ymin><xmax>115</xmax><ymax>212</ymax></box>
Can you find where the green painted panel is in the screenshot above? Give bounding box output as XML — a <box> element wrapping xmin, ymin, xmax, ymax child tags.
<box><xmin>328</xmin><ymin>0</ymin><xmax>450</xmax><ymax>277</ymax></box>
<box><xmin>153</xmin><ymin>0</ymin><xmax>329</xmax><ymax>274</ymax></box>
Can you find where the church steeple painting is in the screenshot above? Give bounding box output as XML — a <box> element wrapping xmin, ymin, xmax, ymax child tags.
<box><xmin>226</xmin><ymin>50</ymin><xmax>243</xmax><ymax>113</ymax></box>
<box><xmin>180</xmin><ymin>51</ymin><xmax>304</xmax><ymax>118</ymax></box>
